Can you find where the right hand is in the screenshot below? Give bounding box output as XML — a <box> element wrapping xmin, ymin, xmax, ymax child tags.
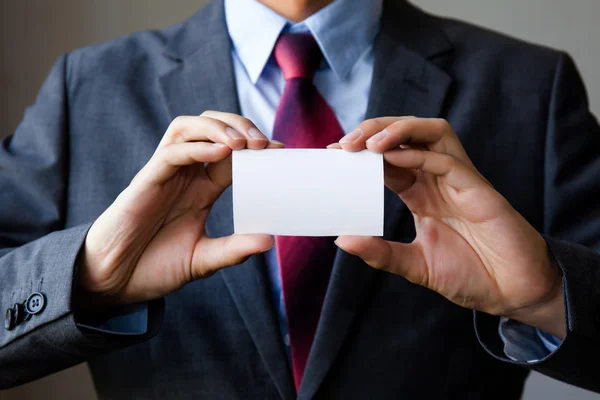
<box><xmin>77</xmin><ymin>111</ymin><xmax>280</xmax><ymax>307</ymax></box>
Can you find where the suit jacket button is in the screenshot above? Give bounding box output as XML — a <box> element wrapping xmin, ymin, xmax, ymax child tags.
<box><xmin>12</xmin><ymin>303</ymin><xmax>24</xmax><ymax>325</ymax></box>
<box><xmin>25</xmin><ymin>292</ymin><xmax>46</xmax><ymax>315</ymax></box>
<box><xmin>5</xmin><ymin>308</ymin><xmax>16</xmax><ymax>331</ymax></box>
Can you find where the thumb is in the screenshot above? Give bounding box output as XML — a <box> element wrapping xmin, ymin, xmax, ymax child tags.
<box><xmin>192</xmin><ymin>234</ymin><xmax>274</xmax><ymax>278</ymax></box>
<box><xmin>335</xmin><ymin>235</ymin><xmax>428</xmax><ymax>286</ymax></box>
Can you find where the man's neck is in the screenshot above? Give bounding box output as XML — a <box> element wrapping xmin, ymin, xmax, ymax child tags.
<box><xmin>258</xmin><ymin>0</ymin><xmax>335</xmax><ymax>22</ymax></box>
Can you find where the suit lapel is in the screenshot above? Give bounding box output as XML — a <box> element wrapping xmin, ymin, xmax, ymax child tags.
<box><xmin>159</xmin><ymin>0</ymin><xmax>238</xmax><ymax>118</ymax></box>
<box><xmin>158</xmin><ymin>2</ymin><xmax>296</xmax><ymax>399</ymax></box>
<box><xmin>298</xmin><ymin>1</ymin><xmax>454</xmax><ymax>398</ymax></box>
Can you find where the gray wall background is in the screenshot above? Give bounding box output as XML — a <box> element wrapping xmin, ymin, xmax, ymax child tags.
<box><xmin>0</xmin><ymin>1</ymin><xmax>598</xmax><ymax>399</ymax></box>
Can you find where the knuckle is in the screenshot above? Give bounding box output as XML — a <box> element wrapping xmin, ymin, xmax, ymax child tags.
<box><xmin>164</xmin><ymin>116</ymin><xmax>189</xmax><ymax>142</ymax></box>
<box><xmin>221</xmin><ymin>236</ymin><xmax>237</xmax><ymax>266</ymax></box>
<box><xmin>399</xmin><ymin>117</ymin><xmax>419</xmax><ymax>133</ymax></box>
<box><xmin>192</xmin><ymin>241</ymin><xmax>225</xmax><ymax>281</ymax></box>
<box><xmin>199</xmin><ymin>116</ymin><xmax>228</xmax><ymax>137</ymax></box>
<box><xmin>440</xmin><ymin>154</ymin><xmax>458</xmax><ymax>170</ymax></box>
<box><xmin>200</xmin><ymin>110</ymin><xmax>216</xmax><ymax>117</ymax></box>
<box><xmin>433</xmin><ymin>118</ymin><xmax>452</xmax><ymax>134</ymax></box>
<box><xmin>388</xmin><ymin>120</ymin><xmax>409</xmax><ymax>135</ymax></box>
<box><xmin>217</xmin><ymin>121</ymin><xmax>234</xmax><ymax>135</ymax></box>
<box><xmin>191</xmin><ymin>248</ymin><xmax>208</xmax><ymax>280</ymax></box>
<box><xmin>240</xmin><ymin>117</ymin><xmax>255</xmax><ymax>129</ymax></box>
<box><xmin>154</xmin><ymin>146</ymin><xmax>173</xmax><ymax>164</ymax></box>
<box><xmin>368</xmin><ymin>258</ymin><xmax>387</xmax><ymax>271</ymax></box>
<box><xmin>169</xmin><ymin>115</ymin><xmax>187</xmax><ymax>130</ymax></box>
<box><xmin>358</xmin><ymin>119</ymin><xmax>380</xmax><ymax>134</ymax></box>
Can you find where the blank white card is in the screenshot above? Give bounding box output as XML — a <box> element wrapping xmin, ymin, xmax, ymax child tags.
<box><xmin>232</xmin><ymin>149</ymin><xmax>383</xmax><ymax>236</ymax></box>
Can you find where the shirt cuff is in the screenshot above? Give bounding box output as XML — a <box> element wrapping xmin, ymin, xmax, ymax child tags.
<box><xmin>536</xmin><ymin>328</ymin><xmax>562</xmax><ymax>352</ymax></box>
<box><xmin>498</xmin><ymin>317</ymin><xmax>563</xmax><ymax>362</ymax></box>
<box><xmin>75</xmin><ymin>302</ymin><xmax>148</xmax><ymax>335</ymax></box>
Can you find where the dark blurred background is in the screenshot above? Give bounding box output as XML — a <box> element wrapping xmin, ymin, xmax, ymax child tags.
<box><xmin>1</xmin><ymin>1</ymin><xmax>599</xmax><ymax>399</ymax></box>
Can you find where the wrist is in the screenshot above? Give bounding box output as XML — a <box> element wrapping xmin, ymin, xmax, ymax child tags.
<box><xmin>73</xmin><ymin>242</ymin><xmax>123</xmax><ymax>313</ymax></box>
<box><xmin>504</xmin><ymin>256</ymin><xmax>566</xmax><ymax>339</ymax></box>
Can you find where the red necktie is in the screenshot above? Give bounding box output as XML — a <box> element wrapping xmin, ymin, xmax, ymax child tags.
<box><xmin>271</xmin><ymin>33</ymin><xmax>344</xmax><ymax>390</ymax></box>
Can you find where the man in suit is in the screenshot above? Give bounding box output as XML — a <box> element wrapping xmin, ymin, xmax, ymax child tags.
<box><xmin>1</xmin><ymin>0</ymin><xmax>599</xmax><ymax>398</ymax></box>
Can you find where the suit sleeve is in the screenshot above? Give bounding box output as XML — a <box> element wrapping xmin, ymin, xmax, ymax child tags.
<box><xmin>475</xmin><ymin>52</ymin><xmax>600</xmax><ymax>393</ymax></box>
<box><xmin>0</xmin><ymin>55</ymin><xmax>163</xmax><ymax>390</ymax></box>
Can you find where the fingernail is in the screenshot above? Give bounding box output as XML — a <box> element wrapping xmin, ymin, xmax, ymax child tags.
<box><xmin>212</xmin><ymin>142</ymin><xmax>227</xmax><ymax>148</ymax></box>
<box><xmin>270</xmin><ymin>140</ymin><xmax>284</xmax><ymax>146</ymax></box>
<box><xmin>340</xmin><ymin>129</ymin><xmax>362</xmax><ymax>143</ymax></box>
<box><xmin>225</xmin><ymin>127</ymin><xmax>244</xmax><ymax>140</ymax></box>
<box><xmin>248</xmin><ymin>127</ymin><xmax>267</xmax><ymax>140</ymax></box>
<box><xmin>366</xmin><ymin>129</ymin><xmax>388</xmax><ymax>144</ymax></box>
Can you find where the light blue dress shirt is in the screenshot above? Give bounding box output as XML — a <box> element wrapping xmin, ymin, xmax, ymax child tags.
<box><xmin>83</xmin><ymin>0</ymin><xmax>561</xmax><ymax>363</ymax></box>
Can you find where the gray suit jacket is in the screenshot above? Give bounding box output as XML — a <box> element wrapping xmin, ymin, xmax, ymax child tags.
<box><xmin>1</xmin><ymin>0</ymin><xmax>600</xmax><ymax>398</ymax></box>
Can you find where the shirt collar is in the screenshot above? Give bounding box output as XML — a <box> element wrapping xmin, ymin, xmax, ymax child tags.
<box><xmin>224</xmin><ymin>0</ymin><xmax>382</xmax><ymax>83</ymax></box>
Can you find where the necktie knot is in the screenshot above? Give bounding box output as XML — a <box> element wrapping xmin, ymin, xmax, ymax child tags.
<box><xmin>274</xmin><ymin>33</ymin><xmax>322</xmax><ymax>80</ymax></box>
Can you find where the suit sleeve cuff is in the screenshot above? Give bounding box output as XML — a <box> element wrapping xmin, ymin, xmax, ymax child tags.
<box><xmin>75</xmin><ymin>302</ymin><xmax>148</xmax><ymax>335</ymax></box>
<box><xmin>474</xmin><ymin>236</ymin><xmax>600</xmax><ymax>392</ymax></box>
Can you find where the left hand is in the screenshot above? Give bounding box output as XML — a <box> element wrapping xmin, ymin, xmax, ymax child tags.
<box><xmin>331</xmin><ymin>117</ymin><xmax>566</xmax><ymax>338</ymax></box>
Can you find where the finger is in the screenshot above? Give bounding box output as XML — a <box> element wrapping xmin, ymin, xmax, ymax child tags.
<box><xmin>384</xmin><ymin>149</ymin><xmax>483</xmax><ymax>191</ymax></box>
<box><xmin>206</xmin><ymin>154</ymin><xmax>233</xmax><ymax>189</ymax></box>
<box><xmin>267</xmin><ymin>140</ymin><xmax>285</xmax><ymax>148</ymax></box>
<box><xmin>204</xmin><ymin>140</ymin><xmax>286</xmax><ymax>190</ymax></box>
<box><xmin>338</xmin><ymin>117</ymin><xmax>415</xmax><ymax>152</ymax></box>
<box><xmin>384</xmin><ymin>161</ymin><xmax>417</xmax><ymax>194</ymax></box>
<box><xmin>364</xmin><ymin>118</ymin><xmax>473</xmax><ymax>166</ymax></box>
<box><xmin>200</xmin><ymin>111</ymin><xmax>269</xmax><ymax>150</ymax></box>
<box><xmin>159</xmin><ymin>115</ymin><xmax>248</xmax><ymax>150</ymax></box>
<box><xmin>326</xmin><ymin>143</ymin><xmax>342</xmax><ymax>149</ymax></box>
<box><xmin>192</xmin><ymin>234</ymin><xmax>274</xmax><ymax>278</ymax></box>
<box><xmin>137</xmin><ymin>142</ymin><xmax>232</xmax><ymax>186</ymax></box>
<box><xmin>335</xmin><ymin>235</ymin><xmax>427</xmax><ymax>286</ymax></box>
